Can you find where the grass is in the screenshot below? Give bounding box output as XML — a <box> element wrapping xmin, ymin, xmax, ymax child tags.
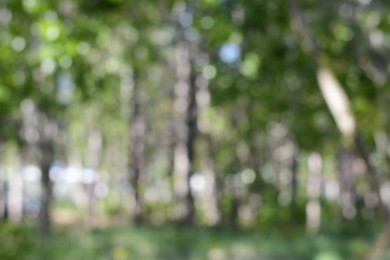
<box><xmin>0</xmin><ymin>223</ymin><xmax>379</xmax><ymax>260</ymax></box>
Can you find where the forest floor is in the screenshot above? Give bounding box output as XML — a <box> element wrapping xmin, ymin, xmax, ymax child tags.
<box><xmin>1</xmin><ymin>218</ymin><xmax>387</xmax><ymax>260</ymax></box>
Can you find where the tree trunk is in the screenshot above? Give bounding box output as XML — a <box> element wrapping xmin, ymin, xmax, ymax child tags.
<box><xmin>8</xmin><ymin>164</ymin><xmax>23</xmax><ymax>223</ymax></box>
<box><xmin>229</xmin><ymin>196</ymin><xmax>239</xmax><ymax>230</ymax></box>
<box><xmin>86</xmin><ymin>130</ymin><xmax>103</xmax><ymax>228</ymax></box>
<box><xmin>337</xmin><ymin>146</ymin><xmax>357</xmax><ymax>220</ymax></box>
<box><xmin>166</xmin><ymin>122</ymin><xmax>176</xmax><ymax>204</ymax></box>
<box><xmin>183</xmin><ymin>63</ymin><xmax>197</xmax><ymax>225</ymax></box>
<box><xmin>306</xmin><ymin>152</ymin><xmax>322</xmax><ymax>233</ymax></box>
<box><xmin>0</xmin><ymin>144</ymin><xmax>7</xmax><ymax>221</ymax></box>
<box><xmin>37</xmin><ymin>110</ymin><xmax>56</xmax><ymax>237</ymax></box>
<box><xmin>129</xmin><ymin>68</ymin><xmax>146</xmax><ymax>224</ymax></box>
<box><xmin>38</xmin><ymin>147</ymin><xmax>53</xmax><ymax>237</ymax></box>
<box><xmin>291</xmin><ymin>142</ymin><xmax>299</xmax><ymax>203</ymax></box>
<box><xmin>1</xmin><ymin>181</ymin><xmax>8</xmax><ymax>221</ymax></box>
<box><xmin>172</xmin><ymin>2</ymin><xmax>198</xmax><ymax>225</ymax></box>
<box><xmin>201</xmin><ymin>133</ymin><xmax>221</xmax><ymax>226</ymax></box>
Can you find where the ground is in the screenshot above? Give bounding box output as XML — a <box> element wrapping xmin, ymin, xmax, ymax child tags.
<box><xmin>1</xmin><ymin>218</ymin><xmax>386</xmax><ymax>260</ymax></box>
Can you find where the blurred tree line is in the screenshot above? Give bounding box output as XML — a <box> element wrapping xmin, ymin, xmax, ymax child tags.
<box><xmin>0</xmin><ymin>0</ymin><xmax>390</xmax><ymax>244</ymax></box>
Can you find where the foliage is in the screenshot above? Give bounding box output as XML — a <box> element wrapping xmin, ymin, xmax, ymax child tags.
<box><xmin>0</xmin><ymin>223</ymin><xmax>37</xmax><ymax>260</ymax></box>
